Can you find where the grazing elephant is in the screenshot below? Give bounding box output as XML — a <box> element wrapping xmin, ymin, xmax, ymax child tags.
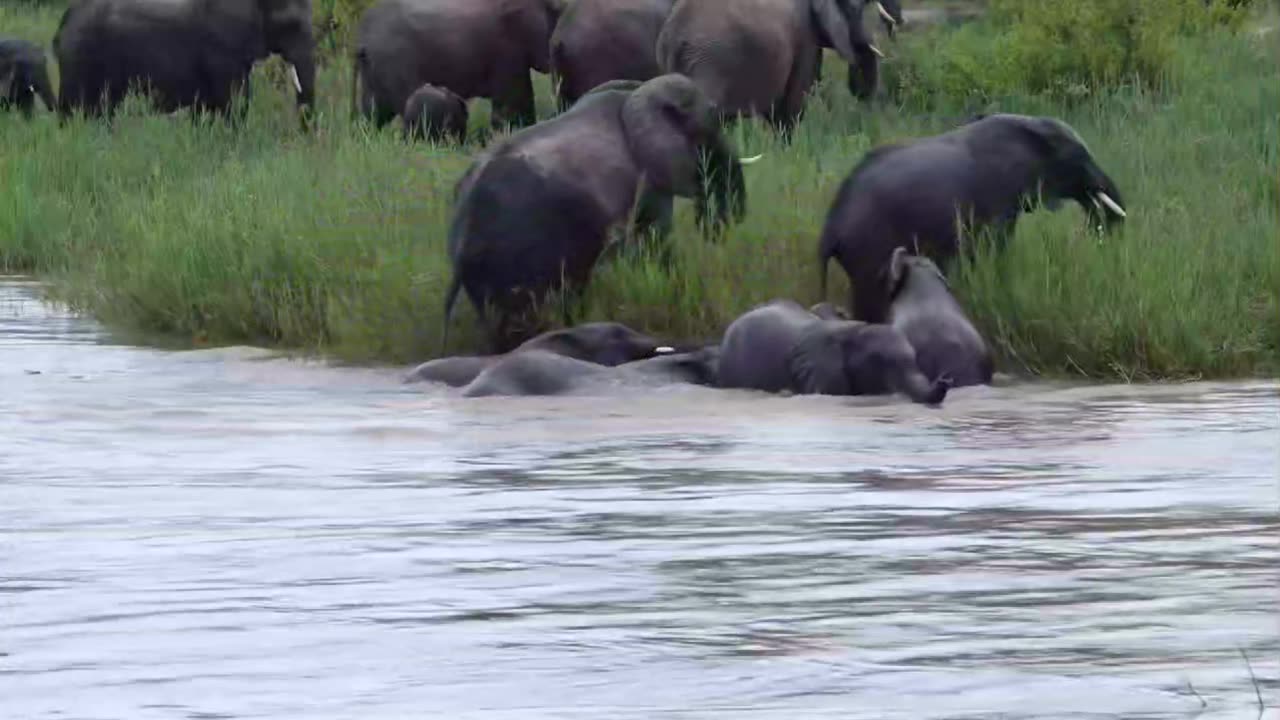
<box><xmin>716</xmin><ymin>299</ymin><xmax>949</xmax><ymax>404</ymax></box>
<box><xmin>0</xmin><ymin>37</ymin><xmax>57</xmax><ymax>116</ymax></box>
<box><xmin>53</xmin><ymin>0</ymin><xmax>316</xmax><ymax>120</ymax></box>
<box><xmin>401</xmin><ymin>83</ymin><xmax>469</xmax><ymax>143</ymax></box>
<box><xmin>442</xmin><ymin>74</ymin><xmax>755</xmax><ymax>352</ymax></box>
<box><xmin>818</xmin><ymin>113</ymin><xmax>1127</xmax><ymax>322</ymax></box>
<box><xmin>549</xmin><ymin>0</ymin><xmax>676</xmax><ymax>109</ymax></box>
<box><xmin>353</xmin><ymin>0</ymin><xmax>564</xmax><ymax>131</ymax></box>
<box><xmin>655</xmin><ymin>0</ymin><xmax>903</xmax><ymax>130</ymax></box>
<box><xmin>884</xmin><ymin>247</ymin><xmax>993</xmax><ymax>387</ymax></box>
<box><xmin>405</xmin><ymin>321</ymin><xmax>677</xmax><ymax>386</ymax></box>
<box><xmin>461</xmin><ymin>346</ymin><xmax>719</xmax><ymax>397</ymax></box>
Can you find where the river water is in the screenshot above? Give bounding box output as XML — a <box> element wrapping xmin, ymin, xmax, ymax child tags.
<box><xmin>1</xmin><ymin>278</ymin><xmax>1276</xmax><ymax>720</ymax></box>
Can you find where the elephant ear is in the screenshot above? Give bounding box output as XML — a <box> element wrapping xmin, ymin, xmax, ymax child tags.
<box><xmin>886</xmin><ymin>245</ymin><xmax>910</xmax><ymax>297</ymax></box>
<box><xmin>810</xmin><ymin>0</ymin><xmax>859</xmax><ymax>63</ymax></box>
<box><xmin>787</xmin><ymin>324</ymin><xmax>852</xmax><ymax>395</ymax></box>
<box><xmin>621</xmin><ymin>75</ymin><xmax>703</xmax><ymax>197</ymax></box>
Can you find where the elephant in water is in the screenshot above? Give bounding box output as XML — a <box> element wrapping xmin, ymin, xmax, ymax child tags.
<box><xmin>442</xmin><ymin>74</ymin><xmax>755</xmax><ymax>352</ymax></box>
<box><xmin>884</xmin><ymin>247</ymin><xmax>993</xmax><ymax>387</ymax></box>
<box><xmin>0</xmin><ymin>37</ymin><xmax>56</xmax><ymax>116</ymax></box>
<box><xmin>460</xmin><ymin>346</ymin><xmax>720</xmax><ymax>397</ymax></box>
<box><xmin>716</xmin><ymin>299</ymin><xmax>949</xmax><ymax>405</ymax></box>
<box><xmin>401</xmin><ymin>83</ymin><xmax>469</xmax><ymax>143</ymax></box>
<box><xmin>656</xmin><ymin>0</ymin><xmax>903</xmax><ymax>131</ymax></box>
<box><xmin>549</xmin><ymin>0</ymin><xmax>676</xmax><ymax>109</ymax></box>
<box><xmin>353</xmin><ymin>0</ymin><xmax>565</xmax><ymax>131</ymax></box>
<box><xmin>818</xmin><ymin>113</ymin><xmax>1127</xmax><ymax>322</ymax></box>
<box><xmin>53</xmin><ymin>0</ymin><xmax>315</xmax><ymax>120</ymax></box>
<box><xmin>405</xmin><ymin>321</ymin><xmax>679</xmax><ymax>387</ymax></box>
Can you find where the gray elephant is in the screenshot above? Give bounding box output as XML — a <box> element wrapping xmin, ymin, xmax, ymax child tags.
<box><xmin>818</xmin><ymin>113</ymin><xmax>1127</xmax><ymax>322</ymax></box>
<box><xmin>884</xmin><ymin>247</ymin><xmax>993</xmax><ymax>387</ymax></box>
<box><xmin>461</xmin><ymin>346</ymin><xmax>720</xmax><ymax>397</ymax></box>
<box><xmin>655</xmin><ymin>0</ymin><xmax>903</xmax><ymax>131</ymax></box>
<box><xmin>53</xmin><ymin>0</ymin><xmax>315</xmax><ymax>120</ymax></box>
<box><xmin>353</xmin><ymin>0</ymin><xmax>564</xmax><ymax>131</ymax></box>
<box><xmin>549</xmin><ymin>0</ymin><xmax>675</xmax><ymax>109</ymax></box>
<box><xmin>405</xmin><ymin>321</ymin><xmax>678</xmax><ymax>386</ymax></box>
<box><xmin>716</xmin><ymin>299</ymin><xmax>949</xmax><ymax>404</ymax></box>
<box><xmin>401</xmin><ymin>83</ymin><xmax>469</xmax><ymax>143</ymax></box>
<box><xmin>442</xmin><ymin>74</ymin><xmax>755</xmax><ymax>352</ymax></box>
<box><xmin>0</xmin><ymin>37</ymin><xmax>57</xmax><ymax>117</ymax></box>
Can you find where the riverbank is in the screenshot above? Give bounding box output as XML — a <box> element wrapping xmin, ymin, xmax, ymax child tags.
<box><xmin>1</xmin><ymin>3</ymin><xmax>1276</xmax><ymax>379</ymax></box>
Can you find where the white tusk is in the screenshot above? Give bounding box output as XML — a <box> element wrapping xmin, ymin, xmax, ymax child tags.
<box><xmin>1095</xmin><ymin>192</ymin><xmax>1126</xmax><ymax>218</ymax></box>
<box><xmin>877</xmin><ymin>3</ymin><xmax>896</xmax><ymax>25</ymax></box>
<box><xmin>739</xmin><ymin>153</ymin><xmax>764</xmax><ymax>165</ymax></box>
<box><xmin>288</xmin><ymin>65</ymin><xmax>302</xmax><ymax>94</ymax></box>
<box><xmin>655</xmin><ymin>346</ymin><xmax>676</xmax><ymax>354</ymax></box>
<box><xmin>28</xmin><ymin>84</ymin><xmax>36</xmax><ymax>94</ymax></box>
<box><xmin>868</xmin><ymin>44</ymin><xmax>885</xmax><ymax>58</ymax></box>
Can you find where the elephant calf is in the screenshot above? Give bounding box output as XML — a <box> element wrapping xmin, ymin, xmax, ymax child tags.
<box><xmin>717</xmin><ymin>299</ymin><xmax>949</xmax><ymax>405</ymax></box>
<box><xmin>884</xmin><ymin>247</ymin><xmax>993</xmax><ymax>388</ymax></box>
<box><xmin>0</xmin><ymin>36</ymin><xmax>56</xmax><ymax>116</ymax></box>
<box><xmin>401</xmin><ymin>83</ymin><xmax>468</xmax><ymax>143</ymax></box>
<box><xmin>461</xmin><ymin>346</ymin><xmax>720</xmax><ymax>397</ymax></box>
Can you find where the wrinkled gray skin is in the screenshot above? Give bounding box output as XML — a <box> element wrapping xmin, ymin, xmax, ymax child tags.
<box><xmin>442</xmin><ymin>74</ymin><xmax>749</xmax><ymax>352</ymax></box>
<box><xmin>549</xmin><ymin>0</ymin><xmax>676</xmax><ymax>109</ymax></box>
<box><xmin>354</xmin><ymin>0</ymin><xmax>564</xmax><ymax>130</ymax></box>
<box><xmin>0</xmin><ymin>37</ymin><xmax>57</xmax><ymax>117</ymax></box>
<box><xmin>54</xmin><ymin>0</ymin><xmax>315</xmax><ymax>120</ymax></box>
<box><xmin>401</xmin><ymin>83</ymin><xmax>469</xmax><ymax>143</ymax></box>
<box><xmin>884</xmin><ymin>247</ymin><xmax>993</xmax><ymax>387</ymax></box>
<box><xmin>717</xmin><ymin>299</ymin><xmax>949</xmax><ymax>405</ymax></box>
<box><xmin>406</xmin><ymin>321</ymin><xmax>677</xmax><ymax>386</ymax></box>
<box><xmin>655</xmin><ymin>0</ymin><xmax>903</xmax><ymax>131</ymax></box>
<box><xmin>819</xmin><ymin>113</ymin><xmax>1127</xmax><ymax>322</ymax></box>
<box><xmin>461</xmin><ymin>346</ymin><xmax>719</xmax><ymax>397</ymax></box>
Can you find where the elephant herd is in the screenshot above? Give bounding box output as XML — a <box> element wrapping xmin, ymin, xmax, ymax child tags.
<box><xmin>2</xmin><ymin>0</ymin><xmax>1129</xmax><ymax>407</ymax></box>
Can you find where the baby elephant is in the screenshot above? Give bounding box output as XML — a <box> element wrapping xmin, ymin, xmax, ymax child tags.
<box><xmin>401</xmin><ymin>83</ymin><xmax>468</xmax><ymax>143</ymax></box>
<box><xmin>0</xmin><ymin>36</ymin><xmax>56</xmax><ymax>116</ymax></box>
<box><xmin>461</xmin><ymin>346</ymin><xmax>720</xmax><ymax>397</ymax></box>
<box><xmin>717</xmin><ymin>299</ymin><xmax>949</xmax><ymax>405</ymax></box>
<box><xmin>884</xmin><ymin>247</ymin><xmax>993</xmax><ymax>387</ymax></box>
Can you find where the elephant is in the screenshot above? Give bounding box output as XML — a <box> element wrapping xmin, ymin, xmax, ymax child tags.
<box><xmin>460</xmin><ymin>346</ymin><xmax>720</xmax><ymax>397</ymax></box>
<box><xmin>441</xmin><ymin>73</ymin><xmax>755</xmax><ymax>352</ymax></box>
<box><xmin>884</xmin><ymin>247</ymin><xmax>993</xmax><ymax>387</ymax></box>
<box><xmin>53</xmin><ymin>0</ymin><xmax>316</xmax><ymax>120</ymax></box>
<box><xmin>401</xmin><ymin>83</ymin><xmax>469</xmax><ymax>143</ymax></box>
<box><xmin>0</xmin><ymin>37</ymin><xmax>57</xmax><ymax>117</ymax></box>
<box><xmin>405</xmin><ymin>321</ymin><xmax>678</xmax><ymax>386</ymax></box>
<box><xmin>353</xmin><ymin>0</ymin><xmax>564</xmax><ymax>131</ymax></box>
<box><xmin>716</xmin><ymin>299</ymin><xmax>950</xmax><ymax>404</ymax></box>
<box><xmin>818</xmin><ymin>113</ymin><xmax>1127</xmax><ymax>322</ymax></box>
<box><xmin>548</xmin><ymin>0</ymin><xmax>675</xmax><ymax>110</ymax></box>
<box><xmin>655</xmin><ymin>0</ymin><xmax>904</xmax><ymax>131</ymax></box>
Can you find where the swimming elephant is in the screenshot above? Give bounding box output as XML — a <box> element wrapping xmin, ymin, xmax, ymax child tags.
<box><xmin>405</xmin><ymin>321</ymin><xmax>678</xmax><ymax>386</ymax></box>
<box><xmin>717</xmin><ymin>299</ymin><xmax>949</xmax><ymax>404</ymax></box>
<box><xmin>549</xmin><ymin>0</ymin><xmax>676</xmax><ymax>110</ymax></box>
<box><xmin>655</xmin><ymin>0</ymin><xmax>903</xmax><ymax>131</ymax></box>
<box><xmin>442</xmin><ymin>74</ymin><xmax>754</xmax><ymax>352</ymax></box>
<box><xmin>460</xmin><ymin>346</ymin><xmax>720</xmax><ymax>397</ymax></box>
<box><xmin>884</xmin><ymin>247</ymin><xmax>993</xmax><ymax>387</ymax></box>
<box><xmin>53</xmin><ymin>0</ymin><xmax>315</xmax><ymax>120</ymax></box>
<box><xmin>353</xmin><ymin>0</ymin><xmax>565</xmax><ymax>131</ymax></box>
<box><xmin>818</xmin><ymin>113</ymin><xmax>1127</xmax><ymax>322</ymax></box>
<box><xmin>0</xmin><ymin>37</ymin><xmax>56</xmax><ymax>117</ymax></box>
<box><xmin>401</xmin><ymin>83</ymin><xmax>469</xmax><ymax>143</ymax></box>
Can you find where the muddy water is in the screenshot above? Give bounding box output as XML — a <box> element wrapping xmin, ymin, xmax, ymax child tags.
<box><xmin>1</xmin><ymin>278</ymin><xmax>1276</xmax><ymax>720</ymax></box>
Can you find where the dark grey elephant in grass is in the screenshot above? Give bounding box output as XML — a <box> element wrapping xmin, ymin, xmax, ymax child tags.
<box><xmin>0</xmin><ymin>37</ymin><xmax>57</xmax><ymax>116</ymax></box>
<box><xmin>884</xmin><ymin>247</ymin><xmax>993</xmax><ymax>388</ymax></box>
<box><xmin>53</xmin><ymin>0</ymin><xmax>316</xmax><ymax>121</ymax></box>
<box><xmin>716</xmin><ymin>299</ymin><xmax>950</xmax><ymax>405</ymax></box>
<box><xmin>405</xmin><ymin>321</ymin><xmax>679</xmax><ymax>387</ymax></box>
<box><xmin>461</xmin><ymin>346</ymin><xmax>720</xmax><ymax>397</ymax></box>
<box><xmin>818</xmin><ymin>113</ymin><xmax>1127</xmax><ymax>323</ymax></box>
<box><xmin>655</xmin><ymin>0</ymin><xmax>903</xmax><ymax>131</ymax></box>
<box><xmin>401</xmin><ymin>83</ymin><xmax>469</xmax><ymax>143</ymax></box>
<box><xmin>442</xmin><ymin>74</ymin><xmax>757</xmax><ymax>353</ymax></box>
<box><xmin>549</xmin><ymin>0</ymin><xmax>676</xmax><ymax>110</ymax></box>
<box><xmin>353</xmin><ymin>0</ymin><xmax>565</xmax><ymax>131</ymax></box>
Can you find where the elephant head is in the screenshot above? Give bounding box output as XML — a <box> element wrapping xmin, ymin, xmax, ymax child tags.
<box><xmin>809</xmin><ymin>0</ymin><xmax>892</xmax><ymax>100</ymax></box>
<box><xmin>517</xmin><ymin>321</ymin><xmax>676</xmax><ymax>366</ymax></box>
<box><xmin>867</xmin><ymin>0</ymin><xmax>904</xmax><ymax>39</ymax></box>
<box><xmin>621</xmin><ymin>74</ymin><xmax>750</xmax><ymax>232</ymax></box>
<box><xmin>257</xmin><ymin>0</ymin><xmax>316</xmax><ymax>111</ymax></box>
<box><xmin>512</xmin><ymin>0</ymin><xmax>570</xmax><ymax>74</ymax></box>
<box><xmin>787</xmin><ymin>320</ymin><xmax>949</xmax><ymax>404</ymax></box>
<box><xmin>885</xmin><ymin>245</ymin><xmax>948</xmax><ymax>299</ymax></box>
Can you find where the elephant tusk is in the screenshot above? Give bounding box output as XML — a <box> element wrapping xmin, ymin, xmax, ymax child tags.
<box><xmin>868</xmin><ymin>44</ymin><xmax>885</xmax><ymax>58</ymax></box>
<box><xmin>739</xmin><ymin>153</ymin><xmax>764</xmax><ymax>165</ymax></box>
<box><xmin>655</xmin><ymin>346</ymin><xmax>676</xmax><ymax>354</ymax></box>
<box><xmin>876</xmin><ymin>3</ymin><xmax>897</xmax><ymax>25</ymax></box>
<box><xmin>288</xmin><ymin>65</ymin><xmax>302</xmax><ymax>94</ymax></box>
<box><xmin>1095</xmin><ymin>192</ymin><xmax>1126</xmax><ymax>218</ymax></box>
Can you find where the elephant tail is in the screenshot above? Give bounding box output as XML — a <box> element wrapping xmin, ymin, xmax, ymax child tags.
<box><xmin>817</xmin><ymin>235</ymin><xmax>834</xmax><ymax>302</ymax></box>
<box><xmin>350</xmin><ymin>48</ymin><xmax>365</xmax><ymax>120</ymax></box>
<box><xmin>440</xmin><ymin>272</ymin><xmax>462</xmax><ymax>355</ymax></box>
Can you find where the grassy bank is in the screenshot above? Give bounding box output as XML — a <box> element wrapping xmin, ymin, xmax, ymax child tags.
<box><xmin>1</xmin><ymin>3</ymin><xmax>1277</xmax><ymax>380</ymax></box>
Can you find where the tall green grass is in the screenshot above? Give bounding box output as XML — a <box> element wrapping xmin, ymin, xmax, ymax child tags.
<box><xmin>1</xmin><ymin>3</ymin><xmax>1276</xmax><ymax>378</ymax></box>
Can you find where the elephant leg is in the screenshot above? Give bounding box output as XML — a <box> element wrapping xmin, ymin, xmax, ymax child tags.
<box><xmin>491</xmin><ymin>68</ymin><xmax>536</xmax><ymax>129</ymax></box>
<box><xmin>633</xmin><ymin>192</ymin><xmax>676</xmax><ymax>269</ymax></box>
<box><xmin>770</xmin><ymin>44</ymin><xmax>820</xmax><ymax>138</ymax></box>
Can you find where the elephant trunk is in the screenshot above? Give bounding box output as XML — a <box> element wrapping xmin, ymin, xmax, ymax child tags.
<box><xmin>846</xmin><ymin>45</ymin><xmax>880</xmax><ymax>101</ymax></box>
<box><xmin>276</xmin><ymin>36</ymin><xmax>316</xmax><ymax>118</ymax></box>
<box><xmin>693</xmin><ymin>133</ymin><xmax>746</xmax><ymax>235</ymax></box>
<box><xmin>1080</xmin><ymin>170</ymin><xmax>1126</xmax><ymax>231</ymax></box>
<box><xmin>32</xmin><ymin>62</ymin><xmax>57</xmax><ymax>112</ymax></box>
<box><xmin>894</xmin><ymin>365</ymin><xmax>949</xmax><ymax>406</ymax></box>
